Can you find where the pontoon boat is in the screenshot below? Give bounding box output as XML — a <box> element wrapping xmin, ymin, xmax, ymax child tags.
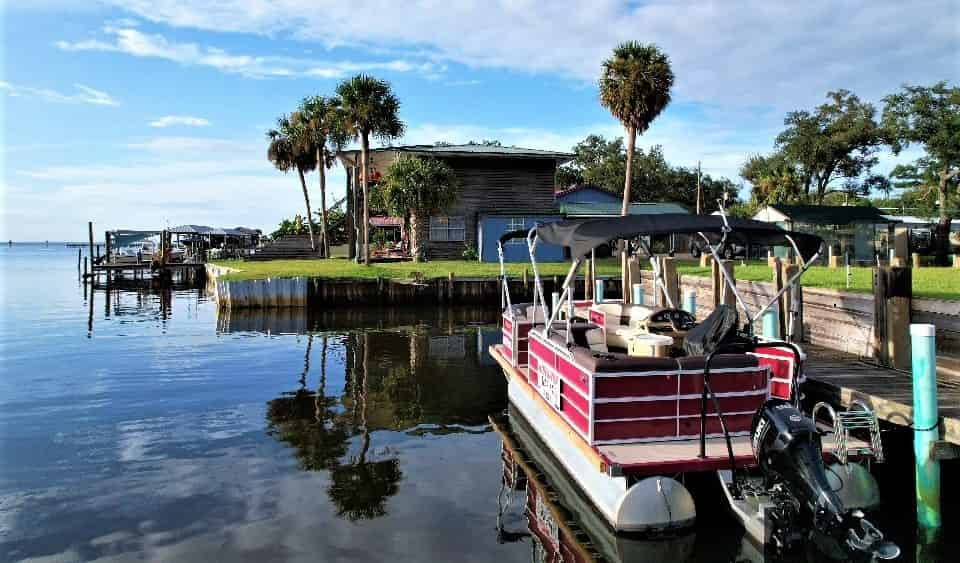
<box><xmin>488</xmin><ymin>210</ymin><xmax>899</xmax><ymax>559</ymax></box>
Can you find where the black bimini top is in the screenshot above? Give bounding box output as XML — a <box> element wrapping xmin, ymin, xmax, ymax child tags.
<box><xmin>535</xmin><ymin>214</ymin><xmax>823</xmax><ymax>261</ymax></box>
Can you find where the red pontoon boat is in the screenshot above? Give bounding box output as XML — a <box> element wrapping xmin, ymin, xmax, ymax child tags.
<box><xmin>489</xmin><ymin>212</ymin><xmax>899</xmax><ymax>559</ymax></box>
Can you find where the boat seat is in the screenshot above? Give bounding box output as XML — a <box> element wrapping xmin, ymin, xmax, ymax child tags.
<box><xmin>589</xmin><ymin>303</ymin><xmax>661</xmax><ymax>349</ymax></box>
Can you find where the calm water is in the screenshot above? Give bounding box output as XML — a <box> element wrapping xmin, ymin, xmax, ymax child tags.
<box><xmin>0</xmin><ymin>244</ymin><xmax>953</xmax><ymax>562</ymax></box>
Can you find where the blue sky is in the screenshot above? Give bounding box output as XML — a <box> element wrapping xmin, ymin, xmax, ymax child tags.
<box><xmin>1</xmin><ymin>0</ymin><xmax>956</xmax><ymax>241</ymax></box>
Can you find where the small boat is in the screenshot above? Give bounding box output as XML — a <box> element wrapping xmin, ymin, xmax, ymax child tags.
<box><xmin>489</xmin><ymin>211</ymin><xmax>899</xmax><ymax>560</ymax></box>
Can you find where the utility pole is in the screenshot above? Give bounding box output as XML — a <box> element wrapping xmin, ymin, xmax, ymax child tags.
<box><xmin>695</xmin><ymin>161</ymin><xmax>702</xmax><ymax>215</ymax></box>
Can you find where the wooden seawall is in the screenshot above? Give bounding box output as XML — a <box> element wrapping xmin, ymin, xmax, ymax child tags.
<box><xmin>207</xmin><ymin>265</ymin><xmax>620</xmax><ymax>309</ymax></box>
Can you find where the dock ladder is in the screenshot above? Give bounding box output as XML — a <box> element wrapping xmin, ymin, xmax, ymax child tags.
<box><xmin>812</xmin><ymin>400</ymin><xmax>885</xmax><ymax>465</ymax></box>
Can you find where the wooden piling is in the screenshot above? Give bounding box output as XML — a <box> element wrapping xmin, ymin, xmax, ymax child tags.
<box><xmin>894</xmin><ymin>226</ymin><xmax>909</xmax><ymax>263</ymax></box>
<box><xmin>720</xmin><ymin>260</ymin><xmax>736</xmax><ymax>308</ymax></box>
<box><xmin>782</xmin><ymin>263</ymin><xmax>799</xmax><ymax>340</ymax></box>
<box><xmin>711</xmin><ymin>258</ymin><xmax>722</xmax><ymax>308</ymax></box>
<box><xmin>448</xmin><ymin>272</ymin><xmax>455</xmax><ymax>301</ymax></box>
<box><xmin>87</xmin><ymin>221</ymin><xmax>94</xmax><ymax>270</ymax></box>
<box><xmin>873</xmin><ymin>266</ymin><xmax>912</xmax><ymax>369</ymax></box>
<box><xmin>661</xmin><ymin>257</ymin><xmax>680</xmax><ymax>308</ymax></box>
<box><xmin>105</xmin><ymin>231</ymin><xmax>112</xmax><ymax>263</ymax></box>
<box><xmin>627</xmin><ymin>257</ymin><xmax>641</xmax><ymax>302</ymax></box>
<box><xmin>913</xmin><ymin>252</ymin><xmax>921</xmax><ymax>269</ymax></box>
<box><xmin>773</xmin><ymin>258</ymin><xmax>786</xmax><ymax>338</ymax></box>
<box><xmin>77</xmin><ymin>247</ymin><xmax>82</xmax><ymax>274</ymax></box>
<box><xmin>584</xmin><ymin>257</ymin><xmax>593</xmax><ymax>300</ymax></box>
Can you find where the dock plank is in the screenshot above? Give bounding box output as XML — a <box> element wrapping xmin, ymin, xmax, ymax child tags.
<box><xmin>803</xmin><ymin>344</ymin><xmax>960</xmax><ymax>445</ymax></box>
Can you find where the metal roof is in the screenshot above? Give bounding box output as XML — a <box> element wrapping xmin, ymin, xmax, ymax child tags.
<box><xmin>560</xmin><ymin>201</ymin><xmax>690</xmax><ymax>217</ymax></box>
<box><xmin>340</xmin><ymin>144</ymin><xmax>573</xmax><ymax>161</ymax></box>
<box><xmin>766</xmin><ymin>205</ymin><xmax>894</xmax><ymax>225</ymax></box>
<box><xmin>168</xmin><ymin>225</ymin><xmax>259</xmax><ymax>236</ymax></box>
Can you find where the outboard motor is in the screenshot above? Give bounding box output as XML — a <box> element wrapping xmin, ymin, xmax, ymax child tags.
<box><xmin>751</xmin><ymin>399</ymin><xmax>899</xmax><ymax>560</ymax></box>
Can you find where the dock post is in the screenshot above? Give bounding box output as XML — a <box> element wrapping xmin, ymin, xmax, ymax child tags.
<box><xmin>662</xmin><ymin>257</ymin><xmax>679</xmax><ymax>308</ymax></box>
<box><xmin>594</xmin><ymin>279</ymin><xmax>604</xmax><ymax>304</ymax></box>
<box><xmin>77</xmin><ymin>247</ymin><xmax>82</xmax><ymax>274</ymax></box>
<box><xmin>683</xmin><ymin>288</ymin><xmax>696</xmax><ymax>316</ymax></box>
<box><xmin>762</xmin><ymin>308</ymin><xmax>780</xmax><ymax>339</ymax></box>
<box><xmin>88</xmin><ymin>221</ymin><xmax>94</xmax><ymax>268</ymax></box>
<box><xmin>584</xmin><ymin>258</ymin><xmax>593</xmax><ymax>301</ymax></box>
<box><xmin>631</xmin><ymin>283</ymin><xmax>644</xmax><ymax>305</ymax></box>
<box><xmin>910</xmin><ymin>323</ymin><xmax>941</xmax><ymax>531</ymax></box>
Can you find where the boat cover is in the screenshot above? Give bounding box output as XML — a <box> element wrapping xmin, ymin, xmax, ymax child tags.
<box><xmin>534</xmin><ymin>214</ymin><xmax>823</xmax><ymax>260</ymax></box>
<box><xmin>683</xmin><ymin>305</ymin><xmax>743</xmax><ymax>357</ymax></box>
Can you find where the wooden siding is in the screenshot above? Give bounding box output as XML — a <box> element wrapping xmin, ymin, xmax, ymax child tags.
<box><xmin>426</xmin><ymin>157</ymin><xmax>560</xmax><ymax>259</ymax></box>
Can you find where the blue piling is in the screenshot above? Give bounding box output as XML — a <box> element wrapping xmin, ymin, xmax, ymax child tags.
<box><xmin>683</xmin><ymin>289</ymin><xmax>696</xmax><ymax>316</ymax></box>
<box><xmin>911</xmin><ymin>323</ymin><xmax>941</xmax><ymax>530</ymax></box>
<box><xmin>762</xmin><ymin>308</ymin><xmax>780</xmax><ymax>339</ymax></box>
<box><xmin>632</xmin><ymin>283</ymin><xmax>644</xmax><ymax>305</ymax></box>
<box><xmin>594</xmin><ymin>279</ymin><xmax>604</xmax><ymax>304</ymax></box>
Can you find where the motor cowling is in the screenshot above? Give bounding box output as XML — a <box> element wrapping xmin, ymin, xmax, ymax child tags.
<box><xmin>750</xmin><ymin>399</ymin><xmax>899</xmax><ymax>560</ymax></box>
<box><xmin>751</xmin><ymin>399</ymin><xmax>847</xmax><ymax>534</ymax></box>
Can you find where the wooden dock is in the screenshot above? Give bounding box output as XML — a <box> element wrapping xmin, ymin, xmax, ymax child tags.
<box><xmin>803</xmin><ymin>344</ymin><xmax>960</xmax><ymax>445</ymax></box>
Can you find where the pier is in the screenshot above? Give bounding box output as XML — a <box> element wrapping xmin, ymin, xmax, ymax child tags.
<box><xmin>804</xmin><ymin>344</ymin><xmax>960</xmax><ymax>446</ymax></box>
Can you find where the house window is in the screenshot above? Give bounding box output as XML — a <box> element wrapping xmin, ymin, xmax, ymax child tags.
<box><xmin>505</xmin><ymin>217</ymin><xmax>526</xmax><ymax>245</ymax></box>
<box><xmin>429</xmin><ymin>216</ymin><xmax>465</xmax><ymax>241</ymax></box>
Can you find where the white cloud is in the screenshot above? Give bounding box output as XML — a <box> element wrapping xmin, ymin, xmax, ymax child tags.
<box><xmin>0</xmin><ymin>81</ymin><xmax>118</xmax><ymax>106</ymax></box>
<box><xmin>101</xmin><ymin>0</ymin><xmax>957</xmax><ymax>109</ymax></box>
<box><xmin>149</xmin><ymin>115</ymin><xmax>211</xmax><ymax>128</ymax></box>
<box><xmin>3</xmin><ymin>136</ymin><xmax>348</xmax><ymax>241</ymax></box>
<box><xmin>56</xmin><ymin>26</ymin><xmax>443</xmax><ymax>80</ymax></box>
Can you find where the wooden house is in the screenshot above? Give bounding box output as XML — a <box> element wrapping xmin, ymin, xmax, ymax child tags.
<box><xmin>338</xmin><ymin>144</ymin><xmax>571</xmax><ymax>262</ymax></box>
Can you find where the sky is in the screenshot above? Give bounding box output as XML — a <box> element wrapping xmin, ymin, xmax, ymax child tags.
<box><xmin>1</xmin><ymin>0</ymin><xmax>956</xmax><ymax>242</ymax></box>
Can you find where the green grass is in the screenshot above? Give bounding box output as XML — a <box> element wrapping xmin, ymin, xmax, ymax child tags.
<box><xmin>674</xmin><ymin>259</ymin><xmax>958</xmax><ymax>300</ymax></box>
<box><xmin>212</xmin><ymin>257</ymin><xmax>958</xmax><ymax>301</ymax></box>
<box><xmin>212</xmin><ymin>257</ymin><xmax>622</xmax><ymax>282</ymax></box>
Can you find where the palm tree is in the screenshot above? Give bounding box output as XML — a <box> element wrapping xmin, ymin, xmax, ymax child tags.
<box><xmin>600</xmin><ymin>42</ymin><xmax>674</xmax><ymax>216</ymax></box>
<box><xmin>380</xmin><ymin>155</ymin><xmax>458</xmax><ymax>262</ymax></box>
<box><xmin>336</xmin><ymin>75</ymin><xmax>405</xmax><ymax>264</ymax></box>
<box><xmin>267</xmin><ymin>114</ymin><xmax>319</xmax><ymax>251</ymax></box>
<box><xmin>600</xmin><ymin>42</ymin><xmax>673</xmax><ymax>299</ymax></box>
<box><xmin>300</xmin><ymin>95</ymin><xmax>349</xmax><ymax>258</ymax></box>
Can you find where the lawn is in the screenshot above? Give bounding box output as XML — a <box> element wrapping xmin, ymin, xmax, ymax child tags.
<box><xmin>212</xmin><ymin>257</ymin><xmax>958</xmax><ymax>301</ymax></box>
<box><xmin>212</xmin><ymin>257</ymin><xmax>622</xmax><ymax>282</ymax></box>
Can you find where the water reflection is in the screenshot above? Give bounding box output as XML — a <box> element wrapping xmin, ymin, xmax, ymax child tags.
<box><xmin>493</xmin><ymin>408</ymin><xmax>783</xmax><ymax>563</ymax></box>
<box><xmin>263</xmin><ymin>318</ymin><xmax>506</xmax><ymax>525</ymax></box>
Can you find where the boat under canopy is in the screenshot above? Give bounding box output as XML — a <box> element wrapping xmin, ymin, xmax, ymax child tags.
<box><xmin>489</xmin><ymin>211</ymin><xmax>898</xmax><ymax>559</ymax></box>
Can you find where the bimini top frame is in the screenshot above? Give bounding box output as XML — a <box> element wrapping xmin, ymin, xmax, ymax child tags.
<box><xmin>497</xmin><ymin>211</ymin><xmax>823</xmax><ymax>345</ymax></box>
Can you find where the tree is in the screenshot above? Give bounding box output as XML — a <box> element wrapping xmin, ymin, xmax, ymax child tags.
<box><xmin>380</xmin><ymin>155</ymin><xmax>458</xmax><ymax>262</ymax></box>
<box><xmin>599</xmin><ymin>42</ymin><xmax>675</xmax><ymax>217</ymax></box>
<box><xmin>776</xmin><ymin>90</ymin><xmax>883</xmax><ymax>204</ymax></box>
<box><xmin>739</xmin><ymin>153</ymin><xmax>804</xmax><ymax>206</ymax></box>
<box><xmin>267</xmin><ymin>114</ymin><xmax>319</xmax><ymax>250</ymax></box>
<box><xmin>336</xmin><ymin>75</ymin><xmax>405</xmax><ymax>265</ymax></box>
<box><xmin>883</xmin><ymin>82</ymin><xmax>960</xmax><ymax>264</ymax></box>
<box><xmin>300</xmin><ymin>95</ymin><xmax>349</xmax><ymax>258</ymax></box>
<box><xmin>556</xmin><ymin>134</ymin><xmax>738</xmax><ymax>210</ymax></box>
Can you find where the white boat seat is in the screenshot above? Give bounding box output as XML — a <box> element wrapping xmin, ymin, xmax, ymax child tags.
<box><xmin>590</xmin><ymin>303</ymin><xmax>659</xmax><ymax>348</ymax></box>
